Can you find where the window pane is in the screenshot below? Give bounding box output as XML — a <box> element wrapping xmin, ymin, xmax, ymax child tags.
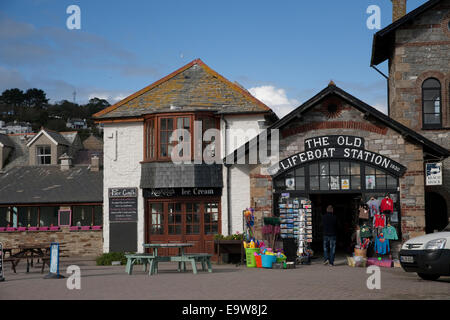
<box><xmin>319</xmin><ymin>161</ymin><xmax>329</xmax><ymax>176</ymax></box>
<box><xmin>177</xmin><ymin>118</ymin><xmax>183</xmax><ymax>129</ymax></box>
<box><xmin>423</xmin><ymin>100</ymin><xmax>439</xmax><ymax>113</ymax></box>
<box><xmin>167</xmin><ymin>118</ymin><xmax>173</xmax><ymax>130</ymax></box>
<box><xmin>309</xmin><ymin>163</ymin><xmax>318</xmax><ymax>175</ymax></box>
<box><xmin>340</xmin><ymin>162</ymin><xmax>350</xmax><ymax>175</ymax></box>
<box><xmin>295</xmin><ymin>167</ymin><xmax>304</xmax><ymax>176</ymax></box>
<box><xmin>351</xmin><ymin>163</ymin><xmax>361</xmax><ymax>175</ymax></box>
<box><xmin>0</xmin><ymin>207</ymin><xmax>8</xmax><ymax>227</ymax></box>
<box><xmin>274</xmin><ymin>177</ymin><xmax>285</xmax><ymax>188</ymax></box>
<box><xmin>366</xmin><ymin>166</ymin><xmax>375</xmax><ymax>175</ymax></box>
<box><xmin>330</xmin><ymin>161</ymin><xmax>339</xmax><ymax>175</ymax></box>
<box><xmin>351</xmin><ymin>176</ymin><xmax>361</xmax><ymax>190</ymax></box>
<box><xmin>310</xmin><ymin>176</ymin><xmax>319</xmax><ymax>190</ymax></box>
<box><xmin>161</xmin><ymin>119</ymin><xmax>166</xmax><ymax>130</ymax></box>
<box><xmin>72</xmin><ymin>206</ymin><xmax>92</xmax><ymax>226</ymax></box>
<box><xmin>18</xmin><ymin>207</ymin><xmax>38</xmax><ymax>227</ymax></box>
<box><xmin>39</xmin><ymin>207</ymin><xmax>59</xmax><ymax>227</ymax></box>
<box><xmin>424</xmin><ymin>114</ymin><xmax>441</xmax><ymax>124</ymax></box>
<box><xmin>423</xmin><ymin>89</ymin><xmax>440</xmax><ymax>101</ymax></box>
<box><xmin>422</xmin><ymin>78</ymin><xmax>440</xmax><ymax>88</ymax></box>
<box><xmin>330</xmin><ymin>176</ymin><xmax>340</xmax><ymax>190</ymax></box>
<box><xmin>295</xmin><ymin>177</ymin><xmax>305</xmax><ymax>190</ymax></box>
<box><xmin>93</xmin><ymin>206</ymin><xmax>102</xmax><ymax>226</ymax></box>
<box><xmin>320</xmin><ymin>176</ymin><xmax>329</xmax><ymax>190</ymax></box>
<box><xmin>376</xmin><ymin>176</ymin><xmax>386</xmax><ymax>189</ymax></box>
<box><xmin>387</xmin><ymin>176</ymin><xmax>397</xmax><ymax>189</ymax></box>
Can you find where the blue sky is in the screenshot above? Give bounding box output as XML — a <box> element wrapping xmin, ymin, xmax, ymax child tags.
<box><xmin>0</xmin><ymin>0</ymin><xmax>428</xmax><ymax>116</ymax></box>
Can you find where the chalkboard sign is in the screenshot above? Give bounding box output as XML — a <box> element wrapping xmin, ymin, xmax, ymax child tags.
<box><xmin>0</xmin><ymin>242</ymin><xmax>4</xmax><ymax>282</ymax></box>
<box><xmin>109</xmin><ymin>188</ymin><xmax>138</xmax><ymax>222</ymax></box>
<box><xmin>58</xmin><ymin>210</ymin><xmax>71</xmax><ymax>226</ymax></box>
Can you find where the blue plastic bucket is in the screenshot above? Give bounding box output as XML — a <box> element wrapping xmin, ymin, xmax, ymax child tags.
<box><xmin>261</xmin><ymin>255</ymin><xmax>276</xmax><ymax>268</ymax></box>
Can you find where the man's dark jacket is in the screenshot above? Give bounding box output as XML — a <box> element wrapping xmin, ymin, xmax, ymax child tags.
<box><xmin>322</xmin><ymin>213</ymin><xmax>337</xmax><ymax>236</ymax></box>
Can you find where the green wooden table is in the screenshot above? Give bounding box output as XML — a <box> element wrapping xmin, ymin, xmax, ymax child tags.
<box><xmin>140</xmin><ymin>243</ymin><xmax>212</xmax><ymax>275</ymax></box>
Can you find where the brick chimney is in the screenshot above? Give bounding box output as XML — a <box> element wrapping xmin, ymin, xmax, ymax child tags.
<box><xmin>90</xmin><ymin>155</ymin><xmax>99</xmax><ymax>172</ymax></box>
<box><xmin>59</xmin><ymin>153</ymin><xmax>72</xmax><ymax>171</ymax></box>
<box><xmin>392</xmin><ymin>0</ymin><xmax>407</xmax><ymax>22</ymax></box>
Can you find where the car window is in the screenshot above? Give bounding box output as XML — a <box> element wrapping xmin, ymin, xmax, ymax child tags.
<box><xmin>443</xmin><ymin>223</ymin><xmax>450</xmax><ymax>232</ymax></box>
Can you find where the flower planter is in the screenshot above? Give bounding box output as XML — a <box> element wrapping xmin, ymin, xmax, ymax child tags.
<box><xmin>17</xmin><ymin>227</ymin><xmax>27</xmax><ymax>232</ymax></box>
<box><xmin>28</xmin><ymin>227</ymin><xmax>39</xmax><ymax>231</ymax></box>
<box><xmin>6</xmin><ymin>227</ymin><xmax>16</xmax><ymax>232</ymax></box>
<box><xmin>49</xmin><ymin>226</ymin><xmax>60</xmax><ymax>231</ymax></box>
<box><xmin>70</xmin><ymin>226</ymin><xmax>80</xmax><ymax>231</ymax></box>
<box><xmin>80</xmin><ymin>226</ymin><xmax>91</xmax><ymax>231</ymax></box>
<box><xmin>0</xmin><ymin>227</ymin><xmax>6</xmax><ymax>232</ymax></box>
<box><xmin>39</xmin><ymin>227</ymin><xmax>49</xmax><ymax>231</ymax></box>
<box><xmin>91</xmin><ymin>226</ymin><xmax>102</xmax><ymax>230</ymax></box>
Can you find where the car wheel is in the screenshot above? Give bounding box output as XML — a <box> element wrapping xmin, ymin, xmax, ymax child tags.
<box><xmin>417</xmin><ymin>273</ymin><xmax>440</xmax><ymax>281</ymax></box>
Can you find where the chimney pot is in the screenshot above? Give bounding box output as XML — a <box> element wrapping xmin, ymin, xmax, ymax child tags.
<box><xmin>391</xmin><ymin>0</ymin><xmax>407</xmax><ymax>22</ymax></box>
<box><xmin>59</xmin><ymin>153</ymin><xmax>72</xmax><ymax>171</ymax></box>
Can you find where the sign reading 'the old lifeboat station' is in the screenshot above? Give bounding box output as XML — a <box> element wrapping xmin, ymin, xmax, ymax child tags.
<box><xmin>270</xmin><ymin>135</ymin><xmax>406</xmax><ymax>177</ymax></box>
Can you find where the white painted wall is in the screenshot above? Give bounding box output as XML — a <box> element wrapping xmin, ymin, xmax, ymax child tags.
<box><xmin>102</xmin><ymin>122</ymin><xmax>145</xmax><ymax>253</ymax></box>
<box><xmin>220</xmin><ymin>114</ymin><xmax>266</xmax><ymax>235</ymax></box>
<box><xmin>101</xmin><ymin>113</ymin><xmax>266</xmax><ymax>244</ymax></box>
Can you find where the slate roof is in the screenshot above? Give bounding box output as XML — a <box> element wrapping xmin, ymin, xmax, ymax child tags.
<box><xmin>226</xmin><ymin>83</ymin><xmax>450</xmax><ymax>163</ymax></box>
<box><xmin>140</xmin><ymin>162</ymin><xmax>223</xmax><ymax>188</ymax></box>
<box><xmin>0</xmin><ymin>165</ymin><xmax>103</xmax><ymax>205</ymax></box>
<box><xmin>94</xmin><ymin>59</ymin><xmax>275</xmax><ymax>120</ymax></box>
<box><xmin>371</xmin><ymin>0</ymin><xmax>443</xmax><ymax>65</ymax></box>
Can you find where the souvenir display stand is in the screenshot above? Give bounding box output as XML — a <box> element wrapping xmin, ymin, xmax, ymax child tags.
<box><xmin>278</xmin><ymin>195</ymin><xmax>313</xmax><ymax>265</ymax></box>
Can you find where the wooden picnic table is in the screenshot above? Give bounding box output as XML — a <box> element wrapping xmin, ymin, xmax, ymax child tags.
<box><xmin>125</xmin><ymin>243</ymin><xmax>212</xmax><ymax>275</ymax></box>
<box><xmin>4</xmin><ymin>243</ymin><xmax>68</xmax><ymax>273</ymax></box>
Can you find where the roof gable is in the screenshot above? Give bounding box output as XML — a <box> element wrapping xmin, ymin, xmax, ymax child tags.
<box><xmin>26</xmin><ymin>129</ymin><xmax>70</xmax><ymax>147</ymax></box>
<box><xmin>93</xmin><ymin>59</ymin><xmax>272</xmax><ymax>119</ymax></box>
<box><xmin>226</xmin><ymin>84</ymin><xmax>449</xmax><ymax>163</ymax></box>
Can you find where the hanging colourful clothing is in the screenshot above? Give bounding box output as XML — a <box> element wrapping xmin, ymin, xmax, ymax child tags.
<box><xmin>380</xmin><ymin>198</ymin><xmax>394</xmax><ymax>213</ymax></box>
<box><xmin>373</xmin><ymin>214</ymin><xmax>386</xmax><ymax>228</ymax></box>
<box><xmin>359</xmin><ymin>224</ymin><xmax>373</xmax><ymax>238</ymax></box>
<box><xmin>382</xmin><ymin>226</ymin><xmax>398</xmax><ymax>240</ymax></box>
<box><xmin>374</xmin><ymin>235</ymin><xmax>390</xmax><ymax>255</ymax></box>
<box><xmin>366</xmin><ymin>199</ymin><xmax>380</xmax><ymax>217</ymax></box>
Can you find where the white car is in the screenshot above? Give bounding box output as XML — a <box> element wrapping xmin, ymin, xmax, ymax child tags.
<box><xmin>399</xmin><ymin>223</ymin><xmax>450</xmax><ymax>281</ymax></box>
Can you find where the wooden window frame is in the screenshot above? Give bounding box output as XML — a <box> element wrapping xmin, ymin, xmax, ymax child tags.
<box><xmin>143</xmin><ymin>112</ymin><xmax>219</xmax><ymax>162</ymax></box>
<box><xmin>422</xmin><ymin>78</ymin><xmax>442</xmax><ymax>129</ymax></box>
<box><xmin>36</xmin><ymin>145</ymin><xmax>51</xmax><ymax>165</ymax></box>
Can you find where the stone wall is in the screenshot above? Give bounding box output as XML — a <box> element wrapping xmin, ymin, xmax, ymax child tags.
<box><xmin>389</xmin><ymin>2</ymin><xmax>450</xmax><ymax>223</ymax></box>
<box><xmin>0</xmin><ymin>227</ymin><xmax>103</xmax><ymax>257</ymax></box>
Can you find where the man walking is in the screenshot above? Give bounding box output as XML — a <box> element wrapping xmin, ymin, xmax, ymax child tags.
<box><xmin>322</xmin><ymin>205</ymin><xmax>337</xmax><ymax>266</ymax></box>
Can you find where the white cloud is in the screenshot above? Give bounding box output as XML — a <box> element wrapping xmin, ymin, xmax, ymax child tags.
<box><xmin>248</xmin><ymin>85</ymin><xmax>299</xmax><ymax>118</ymax></box>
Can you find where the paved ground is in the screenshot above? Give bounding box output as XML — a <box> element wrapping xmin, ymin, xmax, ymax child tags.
<box><xmin>0</xmin><ymin>256</ymin><xmax>449</xmax><ymax>300</ymax></box>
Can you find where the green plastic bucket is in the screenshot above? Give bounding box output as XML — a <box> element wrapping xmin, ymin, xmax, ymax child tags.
<box><xmin>245</xmin><ymin>248</ymin><xmax>260</xmax><ymax>267</ymax></box>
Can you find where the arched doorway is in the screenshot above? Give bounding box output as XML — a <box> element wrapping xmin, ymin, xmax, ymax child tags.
<box><xmin>425</xmin><ymin>192</ymin><xmax>448</xmax><ymax>233</ymax></box>
<box><xmin>273</xmin><ymin>159</ymin><xmax>401</xmax><ymax>254</ymax></box>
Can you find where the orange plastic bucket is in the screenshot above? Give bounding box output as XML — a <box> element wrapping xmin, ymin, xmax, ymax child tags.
<box><xmin>255</xmin><ymin>254</ymin><xmax>262</xmax><ymax>268</ymax></box>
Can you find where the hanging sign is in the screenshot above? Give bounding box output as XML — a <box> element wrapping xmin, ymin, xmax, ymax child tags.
<box><xmin>426</xmin><ymin>162</ymin><xmax>442</xmax><ymax>186</ymax></box>
<box><xmin>269</xmin><ymin>135</ymin><xmax>406</xmax><ymax>177</ymax></box>
<box><xmin>0</xmin><ymin>242</ymin><xmax>5</xmax><ymax>282</ymax></box>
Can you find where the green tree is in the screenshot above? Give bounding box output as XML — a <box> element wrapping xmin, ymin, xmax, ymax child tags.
<box><xmin>24</xmin><ymin>88</ymin><xmax>49</xmax><ymax>109</ymax></box>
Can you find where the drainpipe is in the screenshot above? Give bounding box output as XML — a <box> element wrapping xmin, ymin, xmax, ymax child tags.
<box><xmin>371</xmin><ymin>65</ymin><xmax>390</xmax><ymax>116</ymax></box>
<box><xmin>222</xmin><ymin>115</ymin><xmax>232</xmax><ymax>236</ymax></box>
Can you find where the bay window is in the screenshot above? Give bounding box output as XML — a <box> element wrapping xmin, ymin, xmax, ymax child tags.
<box><xmin>144</xmin><ymin>113</ymin><xmax>219</xmax><ymax>162</ymax></box>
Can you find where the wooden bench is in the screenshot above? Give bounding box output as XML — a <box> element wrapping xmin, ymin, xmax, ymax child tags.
<box><xmin>3</xmin><ymin>257</ymin><xmax>19</xmax><ymax>273</ymax></box>
<box><xmin>169</xmin><ymin>253</ymin><xmax>213</xmax><ymax>275</ymax></box>
<box><xmin>125</xmin><ymin>254</ymin><xmax>170</xmax><ymax>275</ymax></box>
